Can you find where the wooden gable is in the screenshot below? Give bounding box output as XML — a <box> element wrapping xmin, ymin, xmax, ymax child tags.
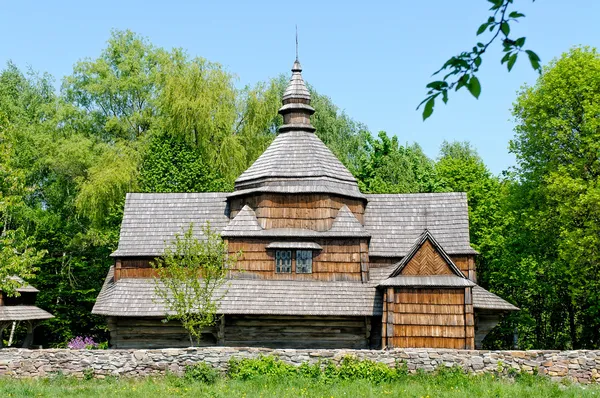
<box><xmin>390</xmin><ymin>230</ymin><xmax>464</xmax><ymax>278</ymax></box>
<box><xmin>400</xmin><ymin>239</ymin><xmax>455</xmax><ymax>276</ymax></box>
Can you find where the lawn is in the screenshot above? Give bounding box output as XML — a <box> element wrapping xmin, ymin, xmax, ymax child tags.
<box><xmin>1</xmin><ymin>372</ymin><xmax>598</xmax><ymax>398</ymax></box>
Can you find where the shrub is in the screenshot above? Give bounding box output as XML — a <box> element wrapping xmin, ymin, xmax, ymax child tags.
<box><xmin>184</xmin><ymin>363</ymin><xmax>219</xmax><ymax>384</ymax></box>
<box><xmin>228</xmin><ymin>355</ymin><xmax>296</xmax><ymax>380</ymax></box>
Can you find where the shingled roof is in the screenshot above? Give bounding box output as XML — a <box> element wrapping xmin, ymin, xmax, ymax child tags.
<box><xmin>472</xmin><ymin>286</ymin><xmax>519</xmax><ymax>311</ymax></box>
<box><xmin>231</xmin><ymin>60</ymin><xmax>364</xmax><ymax>200</ymax></box>
<box><xmin>93</xmin><ymin>267</ymin><xmax>382</xmax><ymax>317</ymax></box>
<box><xmin>112</xmin><ymin>192</ymin><xmax>474</xmax><ymax>257</ymax></box>
<box><xmin>364</xmin><ymin>193</ymin><xmax>477</xmax><ymax>257</ymax></box>
<box><xmin>111</xmin><ymin>192</ymin><xmax>229</xmax><ymax>257</ymax></box>
<box><xmin>0</xmin><ymin>306</ymin><xmax>54</xmax><ymax>322</ymax></box>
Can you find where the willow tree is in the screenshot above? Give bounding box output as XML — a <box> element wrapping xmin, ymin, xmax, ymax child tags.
<box><xmin>152</xmin><ymin>223</ymin><xmax>239</xmax><ymax>346</ymax></box>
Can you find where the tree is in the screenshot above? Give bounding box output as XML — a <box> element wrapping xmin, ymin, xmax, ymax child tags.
<box><xmin>356</xmin><ymin>131</ymin><xmax>439</xmax><ymax>193</ymax></box>
<box><xmin>435</xmin><ymin>141</ymin><xmax>504</xmax><ymax>277</ymax></box>
<box><xmin>152</xmin><ymin>224</ymin><xmax>238</xmax><ymax>346</ymax></box>
<box><xmin>494</xmin><ymin>47</ymin><xmax>600</xmax><ymax>349</ymax></box>
<box><xmin>138</xmin><ymin>134</ymin><xmax>231</xmax><ymax>193</ymax></box>
<box><xmin>420</xmin><ymin>0</ymin><xmax>541</xmax><ymax>120</ymax></box>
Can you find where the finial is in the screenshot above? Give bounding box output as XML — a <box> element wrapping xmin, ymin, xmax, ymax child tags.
<box><xmin>295</xmin><ymin>25</ymin><xmax>299</xmax><ymax>61</ymax></box>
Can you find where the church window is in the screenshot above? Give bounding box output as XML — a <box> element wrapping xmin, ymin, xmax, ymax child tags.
<box><xmin>275</xmin><ymin>250</ymin><xmax>292</xmax><ymax>273</ymax></box>
<box><xmin>296</xmin><ymin>250</ymin><xmax>313</xmax><ymax>273</ymax></box>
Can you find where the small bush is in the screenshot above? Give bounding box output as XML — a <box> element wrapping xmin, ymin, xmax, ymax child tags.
<box><xmin>83</xmin><ymin>368</ymin><xmax>94</xmax><ymax>381</ymax></box>
<box><xmin>228</xmin><ymin>355</ymin><xmax>297</xmax><ymax>380</ymax></box>
<box><xmin>184</xmin><ymin>363</ymin><xmax>219</xmax><ymax>384</ymax></box>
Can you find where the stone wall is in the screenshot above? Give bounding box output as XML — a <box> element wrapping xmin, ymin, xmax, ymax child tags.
<box><xmin>0</xmin><ymin>347</ymin><xmax>598</xmax><ymax>384</ymax></box>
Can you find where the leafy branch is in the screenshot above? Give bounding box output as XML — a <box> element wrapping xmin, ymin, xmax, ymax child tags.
<box><xmin>419</xmin><ymin>0</ymin><xmax>541</xmax><ymax>120</ymax></box>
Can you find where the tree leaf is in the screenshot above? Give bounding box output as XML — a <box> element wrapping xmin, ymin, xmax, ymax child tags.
<box><xmin>501</xmin><ymin>21</ymin><xmax>510</xmax><ymax>36</ymax></box>
<box><xmin>509</xmin><ymin>11</ymin><xmax>525</xmax><ymax>18</ymax></box>
<box><xmin>422</xmin><ymin>97</ymin><xmax>435</xmax><ymax>120</ymax></box>
<box><xmin>467</xmin><ymin>76</ymin><xmax>481</xmax><ymax>99</ymax></box>
<box><xmin>515</xmin><ymin>37</ymin><xmax>526</xmax><ymax>47</ymax></box>
<box><xmin>507</xmin><ymin>53</ymin><xmax>518</xmax><ymax>71</ymax></box>
<box><xmin>477</xmin><ymin>23</ymin><xmax>490</xmax><ymax>35</ymax></box>
<box><xmin>526</xmin><ymin>50</ymin><xmax>541</xmax><ymax>71</ymax></box>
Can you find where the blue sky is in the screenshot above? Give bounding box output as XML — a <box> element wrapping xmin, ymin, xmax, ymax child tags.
<box><xmin>1</xmin><ymin>0</ymin><xmax>598</xmax><ymax>174</ymax></box>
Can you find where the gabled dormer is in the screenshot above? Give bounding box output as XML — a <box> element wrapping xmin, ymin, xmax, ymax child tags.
<box><xmin>379</xmin><ymin>230</ymin><xmax>476</xmax><ymax>350</ymax></box>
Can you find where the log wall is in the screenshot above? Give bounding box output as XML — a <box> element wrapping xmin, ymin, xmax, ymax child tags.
<box><xmin>227</xmin><ymin>238</ymin><xmax>366</xmax><ymax>281</ymax></box>
<box><xmin>107</xmin><ymin>317</ymin><xmax>218</xmax><ymax>349</ymax></box>
<box><xmin>382</xmin><ymin>288</ymin><xmax>474</xmax><ymax>349</ymax></box>
<box><xmin>107</xmin><ymin>315</ymin><xmax>371</xmax><ymax>350</ymax></box>
<box><xmin>223</xmin><ymin>315</ymin><xmax>369</xmax><ymax>349</ymax></box>
<box><xmin>229</xmin><ymin>194</ymin><xmax>365</xmax><ymax>231</ymax></box>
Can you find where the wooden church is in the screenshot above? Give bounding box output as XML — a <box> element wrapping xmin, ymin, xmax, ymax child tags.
<box><xmin>93</xmin><ymin>58</ymin><xmax>517</xmax><ymax>349</ymax></box>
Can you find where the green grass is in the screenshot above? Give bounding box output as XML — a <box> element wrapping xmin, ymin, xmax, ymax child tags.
<box><xmin>1</xmin><ymin>372</ymin><xmax>598</xmax><ymax>398</ymax></box>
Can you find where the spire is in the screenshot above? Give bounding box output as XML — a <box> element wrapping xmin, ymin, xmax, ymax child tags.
<box><xmin>295</xmin><ymin>24</ymin><xmax>299</xmax><ymax>61</ymax></box>
<box><xmin>278</xmin><ymin>39</ymin><xmax>315</xmax><ymax>133</ymax></box>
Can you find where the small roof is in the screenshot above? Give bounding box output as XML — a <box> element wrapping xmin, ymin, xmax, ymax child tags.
<box><xmin>379</xmin><ymin>275</ymin><xmax>475</xmax><ymax>288</ymax></box>
<box><xmin>265</xmin><ymin>242</ymin><xmax>322</xmax><ymax>250</ymax></box>
<box><xmin>0</xmin><ymin>306</ymin><xmax>54</xmax><ymax>321</ymax></box>
<box><xmin>364</xmin><ymin>193</ymin><xmax>478</xmax><ymax>257</ymax></box>
<box><xmin>282</xmin><ymin>60</ymin><xmax>311</xmax><ymax>102</ymax></box>
<box><xmin>221</xmin><ymin>203</ymin><xmax>370</xmax><ymax>238</ymax></box>
<box><xmin>111</xmin><ymin>192</ymin><xmax>230</xmax><ymax>257</ymax></box>
<box><xmin>329</xmin><ymin>205</ymin><xmax>369</xmax><ymax>236</ymax></box>
<box><xmin>92</xmin><ymin>267</ymin><xmax>382</xmax><ymax>317</ymax></box>
<box><xmin>472</xmin><ymin>285</ymin><xmax>519</xmax><ymax>311</ymax></box>
<box><xmin>5</xmin><ymin>276</ymin><xmax>39</xmax><ymax>293</ymax></box>
<box><xmin>221</xmin><ymin>205</ymin><xmax>262</xmax><ymax>235</ymax></box>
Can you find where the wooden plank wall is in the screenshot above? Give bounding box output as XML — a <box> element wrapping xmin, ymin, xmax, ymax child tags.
<box><xmin>228</xmin><ymin>238</ymin><xmax>365</xmax><ymax>281</ymax></box>
<box><xmin>115</xmin><ymin>258</ymin><xmax>155</xmax><ymax>280</ymax></box>
<box><xmin>368</xmin><ymin>257</ymin><xmax>399</xmax><ymax>268</ymax></box>
<box><xmin>229</xmin><ymin>194</ymin><xmax>365</xmax><ymax>231</ymax></box>
<box><xmin>451</xmin><ymin>255</ymin><xmax>477</xmax><ymax>282</ymax></box>
<box><xmin>383</xmin><ymin>288</ymin><xmax>474</xmax><ymax>349</ymax></box>
<box><xmin>223</xmin><ymin>315</ymin><xmax>369</xmax><ymax>349</ymax></box>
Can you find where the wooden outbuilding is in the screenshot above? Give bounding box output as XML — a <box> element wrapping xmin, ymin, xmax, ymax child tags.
<box><xmin>0</xmin><ymin>277</ymin><xmax>54</xmax><ymax>348</ymax></box>
<box><xmin>93</xmin><ymin>58</ymin><xmax>518</xmax><ymax>349</ymax></box>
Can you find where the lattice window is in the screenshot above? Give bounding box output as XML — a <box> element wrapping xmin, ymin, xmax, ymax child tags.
<box><xmin>296</xmin><ymin>250</ymin><xmax>313</xmax><ymax>274</ymax></box>
<box><xmin>275</xmin><ymin>250</ymin><xmax>292</xmax><ymax>273</ymax></box>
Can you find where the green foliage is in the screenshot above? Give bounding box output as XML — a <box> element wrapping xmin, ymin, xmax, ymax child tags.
<box><xmin>420</xmin><ymin>0</ymin><xmax>541</xmax><ymax>120</ymax></box>
<box><xmin>228</xmin><ymin>355</ymin><xmax>409</xmax><ymax>385</ymax></box>
<box><xmin>184</xmin><ymin>363</ymin><xmax>219</xmax><ymax>384</ymax></box>
<box><xmin>228</xmin><ymin>355</ymin><xmax>298</xmax><ymax>380</ymax></box>
<box><xmin>1</xmin><ymin>368</ymin><xmax>597</xmax><ymax>398</ymax></box>
<box><xmin>488</xmin><ymin>47</ymin><xmax>600</xmax><ymax>349</ymax></box>
<box><xmin>356</xmin><ymin>131</ymin><xmax>439</xmax><ymax>193</ymax></box>
<box><xmin>152</xmin><ymin>223</ymin><xmax>238</xmax><ymax>346</ymax></box>
<box><xmin>138</xmin><ymin>134</ymin><xmax>231</xmax><ymax>192</ymax></box>
<box><xmin>435</xmin><ymin>141</ymin><xmax>505</xmax><ymax>282</ymax></box>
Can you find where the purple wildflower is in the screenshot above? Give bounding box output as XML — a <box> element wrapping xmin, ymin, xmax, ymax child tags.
<box><xmin>67</xmin><ymin>336</ymin><xmax>98</xmax><ymax>349</ymax></box>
